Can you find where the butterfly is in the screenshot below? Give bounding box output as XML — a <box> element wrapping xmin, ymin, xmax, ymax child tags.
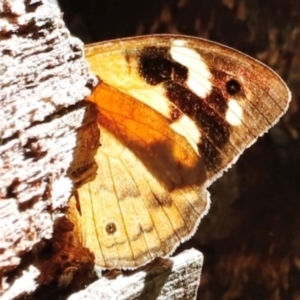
<box><xmin>68</xmin><ymin>34</ymin><xmax>290</xmax><ymax>269</ymax></box>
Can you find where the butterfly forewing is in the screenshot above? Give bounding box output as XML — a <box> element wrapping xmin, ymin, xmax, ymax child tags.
<box><xmin>70</xmin><ymin>35</ymin><xmax>290</xmax><ymax>269</ymax></box>
<box><xmin>85</xmin><ymin>35</ymin><xmax>290</xmax><ymax>180</ymax></box>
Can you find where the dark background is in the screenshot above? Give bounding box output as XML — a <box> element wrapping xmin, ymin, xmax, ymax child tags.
<box><xmin>57</xmin><ymin>1</ymin><xmax>300</xmax><ymax>299</ymax></box>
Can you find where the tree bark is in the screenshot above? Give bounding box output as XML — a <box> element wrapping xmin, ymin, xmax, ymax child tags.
<box><xmin>0</xmin><ymin>0</ymin><xmax>98</xmax><ymax>298</ymax></box>
<box><xmin>68</xmin><ymin>249</ymin><xmax>203</xmax><ymax>300</ymax></box>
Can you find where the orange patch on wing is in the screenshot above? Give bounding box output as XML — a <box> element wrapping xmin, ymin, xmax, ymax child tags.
<box><xmin>71</xmin><ymin>81</ymin><xmax>208</xmax><ymax>268</ymax></box>
<box><xmin>87</xmin><ymin>82</ymin><xmax>202</xmax><ymax>172</ymax></box>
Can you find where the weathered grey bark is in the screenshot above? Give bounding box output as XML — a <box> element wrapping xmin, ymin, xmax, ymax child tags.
<box><xmin>68</xmin><ymin>249</ymin><xmax>203</xmax><ymax>300</ymax></box>
<box><xmin>0</xmin><ymin>0</ymin><xmax>98</xmax><ymax>298</ymax></box>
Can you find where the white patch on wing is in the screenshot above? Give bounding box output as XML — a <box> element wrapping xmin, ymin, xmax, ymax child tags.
<box><xmin>129</xmin><ymin>86</ymin><xmax>172</xmax><ymax>118</ymax></box>
<box><xmin>226</xmin><ymin>99</ymin><xmax>243</xmax><ymax>126</ymax></box>
<box><xmin>170</xmin><ymin>114</ymin><xmax>201</xmax><ymax>154</ymax></box>
<box><xmin>170</xmin><ymin>40</ymin><xmax>212</xmax><ymax>98</ymax></box>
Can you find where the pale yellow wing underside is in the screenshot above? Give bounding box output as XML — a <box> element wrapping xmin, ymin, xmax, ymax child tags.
<box><xmin>70</xmin><ymin>83</ymin><xmax>209</xmax><ymax>268</ymax></box>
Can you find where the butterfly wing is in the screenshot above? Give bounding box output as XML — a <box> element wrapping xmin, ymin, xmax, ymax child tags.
<box><xmin>85</xmin><ymin>35</ymin><xmax>290</xmax><ymax>181</ymax></box>
<box><xmin>70</xmin><ymin>35</ymin><xmax>290</xmax><ymax>269</ymax></box>
<box><xmin>70</xmin><ymin>82</ymin><xmax>209</xmax><ymax>268</ymax></box>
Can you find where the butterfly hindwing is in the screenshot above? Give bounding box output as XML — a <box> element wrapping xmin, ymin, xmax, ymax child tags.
<box><xmin>70</xmin><ymin>35</ymin><xmax>290</xmax><ymax>269</ymax></box>
<box><xmin>71</xmin><ymin>82</ymin><xmax>209</xmax><ymax>268</ymax></box>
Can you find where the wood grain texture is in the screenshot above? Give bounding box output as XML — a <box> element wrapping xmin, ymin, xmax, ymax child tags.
<box><xmin>0</xmin><ymin>0</ymin><xmax>98</xmax><ymax>298</ymax></box>
<box><xmin>68</xmin><ymin>248</ymin><xmax>203</xmax><ymax>300</ymax></box>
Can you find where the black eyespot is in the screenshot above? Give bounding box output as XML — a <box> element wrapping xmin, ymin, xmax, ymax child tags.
<box><xmin>226</xmin><ymin>79</ymin><xmax>241</xmax><ymax>95</ymax></box>
<box><xmin>106</xmin><ymin>222</ymin><xmax>117</xmax><ymax>235</ymax></box>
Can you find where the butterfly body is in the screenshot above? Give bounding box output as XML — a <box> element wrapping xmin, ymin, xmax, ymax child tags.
<box><xmin>70</xmin><ymin>35</ymin><xmax>290</xmax><ymax>269</ymax></box>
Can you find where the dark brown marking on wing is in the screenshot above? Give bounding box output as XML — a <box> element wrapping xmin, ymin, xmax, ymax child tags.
<box><xmin>170</xmin><ymin>107</ymin><xmax>182</xmax><ymax>122</ymax></box>
<box><xmin>106</xmin><ymin>222</ymin><xmax>117</xmax><ymax>235</ymax></box>
<box><xmin>164</xmin><ymin>81</ymin><xmax>231</xmax><ymax>170</ymax></box>
<box><xmin>138</xmin><ymin>47</ymin><xmax>188</xmax><ymax>85</ymax></box>
<box><xmin>210</xmin><ymin>68</ymin><xmax>257</xmax><ymax>139</ymax></box>
<box><xmin>150</xmin><ymin>191</ymin><xmax>173</xmax><ymax>208</ymax></box>
<box><xmin>137</xmin><ymin>46</ymin><xmax>235</xmax><ymax>171</ymax></box>
<box><xmin>205</xmin><ymin>86</ymin><xmax>228</xmax><ymax>114</ymax></box>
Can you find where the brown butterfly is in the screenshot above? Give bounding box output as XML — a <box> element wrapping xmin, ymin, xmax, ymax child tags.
<box><xmin>69</xmin><ymin>34</ymin><xmax>290</xmax><ymax>269</ymax></box>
